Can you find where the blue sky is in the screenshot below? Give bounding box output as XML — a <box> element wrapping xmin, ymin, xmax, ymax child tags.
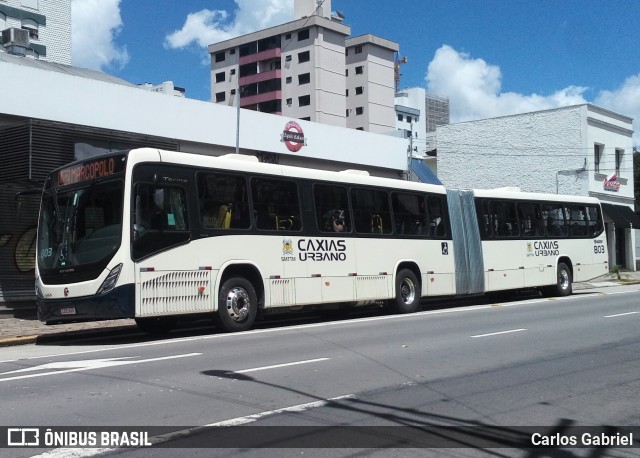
<box><xmin>72</xmin><ymin>0</ymin><xmax>640</xmax><ymax>145</ymax></box>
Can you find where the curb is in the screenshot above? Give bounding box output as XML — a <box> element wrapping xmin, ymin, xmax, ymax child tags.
<box><xmin>0</xmin><ymin>335</ymin><xmax>38</xmax><ymax>347</ymax></box>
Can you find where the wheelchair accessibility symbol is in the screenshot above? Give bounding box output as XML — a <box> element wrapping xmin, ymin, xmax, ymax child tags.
<box><xmin>441</xmin><ymin>242</ymin><xmax>449</xmax><ymax>255</ymax></box>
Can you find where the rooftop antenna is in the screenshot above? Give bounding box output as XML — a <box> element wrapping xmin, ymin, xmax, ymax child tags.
<box><xmin>394</xmin><ymin>53</ymin><xmax>408</xmax><ymax>93</ymax></box>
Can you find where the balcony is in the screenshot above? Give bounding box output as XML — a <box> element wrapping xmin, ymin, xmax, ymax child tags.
<box><xmin>239</xmin><ymin>70</ymin><xmax>281</xmax><ymax>86</ymax></box>
<box><xmin>240</xmin><ymin>91</ymin><xmax>282</xmax><ymax>107</ymax></box>
<box><xmin>239</xmin><ymin>48</ymin><xmax>281</xmax><ymax>65</ymax></box>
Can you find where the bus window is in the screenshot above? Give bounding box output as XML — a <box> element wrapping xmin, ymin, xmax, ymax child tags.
<box><xmin>314</xmin><ymin>184</ymin><xmax>351</xmax><ymax>233</ymax></box>
<box><xmin>585</xmin><ymin>205</ymin><xmax>603</xmax><ymax>237</ymax></box>
<box><xmin>391</xmin><ymin>192</ymin><xmax>427</xmax><ymax>236</ymax></box>
<box><xmin>197</xmin><ymin>173</ymin><xmax>250</xmax><ymax>229</ymax></box>
<box><xmin>132</xmin><ymin>184</ymin><xmax>189</xmax><ymax>260</ymax></box>
<box><xmin>517</xmin><ymin>202</ymin><xmax>544</xmax><ymax>237</ymax></box>
<box><xmin>251</xmin><ymin>177</ymin><xmax>301</xmax><ymax>231</ymax></box>
<box><xmin>350</xmin><ymin>188</ymin><xmax>391</xmax><ymax>234</ymax></box>
<box><xmin>491</xmin><ymin>201</ymin><xmax>518</xmax><ymax>238</ymax></box>
<box><xmin>427</xmin><ymin>194</ymin><xmax>447</xmax><ymax>238</ymax></box>
<box><xmin>566</xmin><ymin>205</ymin><xmax>588</xmax><ymax>237</ymax></box>
<box><xmin>475</xmin><ymin>199</ymin><xmax>491</xmax><ymax>239</ymax></box>
<box><xmin>543</xmin><ymin>204</ymin><xmax>567</xmax><ymax>238</ymax></box>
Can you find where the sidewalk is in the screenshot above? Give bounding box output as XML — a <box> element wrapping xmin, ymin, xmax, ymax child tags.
<box><xmin>2</xmin><ymin>271</ymin><xmax>640</xmax><ymax>348</ymax></box>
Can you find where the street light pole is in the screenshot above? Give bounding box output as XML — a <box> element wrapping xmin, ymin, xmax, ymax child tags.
<box><xmin>235</xmin><ymin>86</ymin><xmax>241</xmax><ymax>155</ymax></box>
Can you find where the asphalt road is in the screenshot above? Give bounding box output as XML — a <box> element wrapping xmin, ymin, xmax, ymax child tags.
<box><xmin>1</xmin><ymin>286</ymin><xmax>639</xmax><ymax>458</ymax></box>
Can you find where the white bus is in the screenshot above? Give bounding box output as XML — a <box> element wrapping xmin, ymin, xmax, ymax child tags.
<box><xmin>35</xmin><ymin>148</ymin><xmax>609</xmax><ymax>332</ymax></box>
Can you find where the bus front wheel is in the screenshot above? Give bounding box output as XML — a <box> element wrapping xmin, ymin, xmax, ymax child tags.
<box><xmin>391</xmin><ymin>269</ymin><xmax>421</xmax><ymax>314</ymax></box>
<box><xmin>216</xmin><ymin>277</ymin><xmax>258</xmax><ymax>332</ymax></box>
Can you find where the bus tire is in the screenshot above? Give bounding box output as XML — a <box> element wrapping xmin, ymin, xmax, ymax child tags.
<box><xmin>543</xmin><ymin>262</ymin><xmax>572</xmax><ymax>297</ymax></box>
<box><xmin>216</xmin><ymin>277</ymin><xmax>258</xmax><ymax>332</ymax></box>
<box><xmin>391</xmin><ymin>269</ymin><xmax>421</xmax><ymax>314</ymax></box>
<box><xmin>135</xmin><ymin>317</ymin><xmax>176</xmax><ymax>335</ymax></box>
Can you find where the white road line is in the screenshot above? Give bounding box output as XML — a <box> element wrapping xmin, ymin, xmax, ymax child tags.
<box><xmin>29</xmin><ymin>394</ymin><xmax>356</xmax><ymax>458</ymax></box>
<box><xmin>232</xmin><ymin>357</ymin><xmax>329</xmax><ymax>374</ymax></box>
<box><xmin>470</xmin><ymin>328</ymin><xmax>527</xmax><ymax>338</ymax></box>
<box><xmin>7</xmin><ymin>288</ymin><xmax>639</xmax><ymax>365</ymax></box>
<box><xmin>604</xmin><ymin>311</ymin><xmax>639</xmax><ymax>318</ymax></box>
<box><xmin>0</xmin><ymin>353</ymin><xmax>200</xmax><ymax>382</ymax></box>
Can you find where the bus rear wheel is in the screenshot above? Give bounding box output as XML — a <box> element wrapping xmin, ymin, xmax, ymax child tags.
<box><xmin>391</xmin><ymin>269</ymin><xmax>421</xmax><ymax>314</ymax></box>
<box><xmin>542</xmin><ymin>262</ymin><xmax>572</xmax><ymax>297</ymax></box>
<box><xmin>216</xmin><ymin>277</ymin><xmax>258</xmax><ymax>332</ymax></box>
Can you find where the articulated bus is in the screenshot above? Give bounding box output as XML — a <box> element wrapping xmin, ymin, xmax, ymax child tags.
<box><xmin>35</xmin><ymin>148</ymin><xmax>609</xmax><ymax>332</ymax></box>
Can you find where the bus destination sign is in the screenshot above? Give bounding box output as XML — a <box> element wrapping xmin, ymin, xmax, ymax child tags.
<box><xmin>56</xmin><ymin>155</ymin><xmax>126</xmax><ymax>187</ymax></box>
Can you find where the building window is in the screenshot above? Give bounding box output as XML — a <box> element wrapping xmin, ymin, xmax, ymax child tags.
<box><xmin>345</xmin><ymin>69</ymin><xmax>348</xmax><ymax>76</ymax></box>
<box><xmin>230</xmin><ymin>68</ymin><xmax>236</xmax><ymax>75</ymax></box>
<box><xmin>230</xmin><ymin>89</ymin><xmax>236</xmax><ymax>95</ymax></box>
<box><xmin>285</xmin><ymin>33</ymin><xmax>291</xmax><ymax>40</ymax></box>
<box><xmin>286</xmin><ymin>98</ymin><xmax>292</xmax><ymax>105</ymax></box>
<box><xmin>21</xmin><ymin>19</ymin><xmax>39</xmax><ymax>40</ymax></box>
<box><xmin>285</xmin><ymin>55</ymin><xmax>292</xmax><ymax>62</ymax></box>
<box><xmin>594</xmin><ymin>143</ymin><xmax>602</xmax><ymax>173</ymax></box>
<box><xmin>615</xmin><ymin>149</ymin><xmax>623</xmax><ymax>176</ymax></box>
<box><xmin>215</xmin><ymin>72</ymin><xmax>225</xmax><ymax>83</ymax></box>
<box><xmin>356</xmin><ymin>127</ymin><xmax>364</xmax><ymax>131</ymax></box>
<box><xmin>298</xmin><ymin>73</ymin><xmax>310</xmax><ymax>85</ymax></box>
<box><xmin>299</xmin><ymin>95</ymin><xmax>311</xmax><ymax>107</ymax></box>
<box><xmin>355</xmin><ymin>45</ymin><xmax>362</xmax><ymax>54</ymax></box>
<box><xmin>215</xmin><ymin>92</ymin><xmax>225</xmax><ymax>102</ymax></box>
<box><xmin>215</xmin><ymin>52</ymin><xmax>225</xmax><ymax>63</ymax></box>
<box><xmin>355</xmin><ymin>65</ymin><xmax>363</xmax><ymax>75</ymax></box>
<box><xmin>230</xmin><ymin>48</ymin><xmax>236</xmax><ymax>55</ymax></box>
<box><xmin>298</xmin><ymin>51</ymin><xmax>310</xmax><ymax>63</ymax></box>
<box><xmin>397</xmin><ymin>114</ymin><xmax>403</xmax><ymax>121</ymax></box>
<box><xmin>355</xmin><ymin>107</ymin><xmax>363</xmax><ymax>115</ymax></box>
<box><xmin>286</xmin><ymin>76</ymin><xmax>292</xmax><ymax>84</ymax></box>
<box><xmin>355</xmin><ymin>86</ymin><xmax>363</xmax><ymax>95</ymax></box>
<box><xmin>406</xmin><ymin>116</ymin><xmax>412</xmax><ymax>123</ymax></box>
<box><xmin>346</xmin><ymin>89</ymin><xmax>349</xmax><ymax>97</ymax></box>
<box><xmin>346</xmin><ymin>109</ymin><xmax>349</xmax><ymax>117</ymax></box>
<box><xmin>298</xmin><ymin>29</ymin><xmax>309</xmax><ymax>41</ymax></box>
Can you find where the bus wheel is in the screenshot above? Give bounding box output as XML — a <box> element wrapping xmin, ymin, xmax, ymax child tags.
<box><xmin>543</xmin><ymin>262</ymin><xmax>572</xmax><ymax>297</ymax></box>
<box><xmin>135</xmin><ymin>317</ymin><xmax>176</xmax><ymax>335</ymax></box>
<box><xmin>391</xmin><ymin>269</ymin><xmax>421</xmax><ymax>314</ymax></box>
<box><xmin>216</xmin><ymin>277</ymin><xmax>258</xmax><ymax>332</ymax></box>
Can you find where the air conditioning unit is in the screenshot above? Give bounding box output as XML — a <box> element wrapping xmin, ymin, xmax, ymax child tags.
<box><xmin>2</xmin><ymin>28</ymin><xmax>30</xmax><ymax>48</ymax></box>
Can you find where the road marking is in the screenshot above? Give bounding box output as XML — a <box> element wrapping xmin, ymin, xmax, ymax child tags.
<box><xmin>604</xmin><ymin>311</ymin><xmax>638</xmax><ymax>318</ymax></box>
<box><xmin>470</xmin><ymin>328</ymin><xmax>527</xmax><ymax>338</ymax></box>
<box><xmin>231</xmin><ymin>357</ymin><xmax>330</xmax><ymax>374</ymax></box>
<box><xmin>30</xmin><ymin>394</ymin><xmax>356</xmax><ymax>458</ymax></box>
<box><xmin>6</xmin><ymin>288</ymin><xmax>640</xmax><ymax>365</ymax></box>
<box><xmin>0</xmin><ymin>353</ymin><xmax>200</xmax><ymax>382</ymax></box>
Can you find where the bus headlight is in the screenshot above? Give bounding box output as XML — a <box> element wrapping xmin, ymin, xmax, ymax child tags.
<box><xmin>96</xmin><ymin>263</ymin><xmax>123</xmax><ymax>295</ymax></box>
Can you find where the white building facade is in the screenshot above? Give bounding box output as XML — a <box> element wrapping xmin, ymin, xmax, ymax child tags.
<box><xmin>0</xmin><ymin>0</ymin><xmax>71</xmax><ymax>64</ymax></box>
<box><xmin>437</xmin><ymin>104</ymin><xmax>637</xmax><ymax>270</ymax></box>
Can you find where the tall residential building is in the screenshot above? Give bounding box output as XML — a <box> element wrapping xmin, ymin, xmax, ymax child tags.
<box><xmin>0</xmin><ymin>0</ymin><xmax>71</xmax><ymax>65</ymax></box>
<box><xmin>208</xmin><ymin>0</ymin><xmax>398</xmax><ymax>132</ymax></box>
<box><xmin>345</xmin><ymin>34</ymin><xmax>398</xmax><ymax>133</ymax></box>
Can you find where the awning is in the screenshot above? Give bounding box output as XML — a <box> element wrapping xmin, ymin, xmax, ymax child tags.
<box><xmin>410</xmin><ymin>158</ymin><xmax>442</xmax><ymax>185</ymax></box>
<box><xmin>601</xmin><ymin>203</ymin><xmax>640</xmax><ymax>229</ymax></box>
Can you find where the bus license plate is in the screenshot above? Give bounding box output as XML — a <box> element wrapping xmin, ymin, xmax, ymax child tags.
<box><xmin>60</xmin><ymin>306</ymin><xmax>76</xmax><ymax>316</ymax></box>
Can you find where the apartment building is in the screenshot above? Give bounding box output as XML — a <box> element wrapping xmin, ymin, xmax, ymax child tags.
<box><xmin>0</xmin><ymin>0</ymin><xmax>71</xmax><ymax>64</ymax></box>
<box><xmin>208</xmin><ymin>0</ymin><xmax>398</xmax><ymax>133</ymax></box>
<box><xmin>345</xmin><ymin>34</ymin><xmax>398</xmax><ymax>133</ymax></box>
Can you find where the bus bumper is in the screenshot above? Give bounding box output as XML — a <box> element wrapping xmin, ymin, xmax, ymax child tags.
<box><xmin>37</xmin><ymin>284</ymin><xmax>135</xmax><ymax>323</ymax></box>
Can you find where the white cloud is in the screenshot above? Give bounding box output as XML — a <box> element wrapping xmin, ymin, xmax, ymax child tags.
<box><xmin>71</xmin><ymin>0</ymin><xmax>129</xmax><ymax>71</ymax></box>
<box><xmin>164</xmin><ymin>0</ymin><xmax>293</xmax><ymax>50</ymax></box>
<box><xmin>595</xmin><ymin>74</ymin><xmax>640</xmax><ymax>146</ymax></box>
<box><xmin>426</xmin><ymin>45</ymin><xmax>640</xmax><ymax>146</ymax></box>
<box><xmin>426</xmin><ymin>45</ymin><xmax>588</xmax><ymax>122</ymax></box>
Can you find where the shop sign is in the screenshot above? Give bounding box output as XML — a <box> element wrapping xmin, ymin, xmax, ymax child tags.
<box><xmin>603</xmin><ymin>173</ymin><xmax>621</xmax><ymax>192</ymax></box>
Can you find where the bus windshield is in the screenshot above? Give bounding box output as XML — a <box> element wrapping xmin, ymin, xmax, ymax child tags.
<box><xmin>37</xmin><ymin>180</ymin><xmax>124</xmax><ymax>272</ymax></box>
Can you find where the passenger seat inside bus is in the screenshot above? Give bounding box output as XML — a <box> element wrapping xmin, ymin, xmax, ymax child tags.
<box><xmin>216</xmin><ymin>204</ymin><xmax>233</xmax><ymax>229</ymax></box>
